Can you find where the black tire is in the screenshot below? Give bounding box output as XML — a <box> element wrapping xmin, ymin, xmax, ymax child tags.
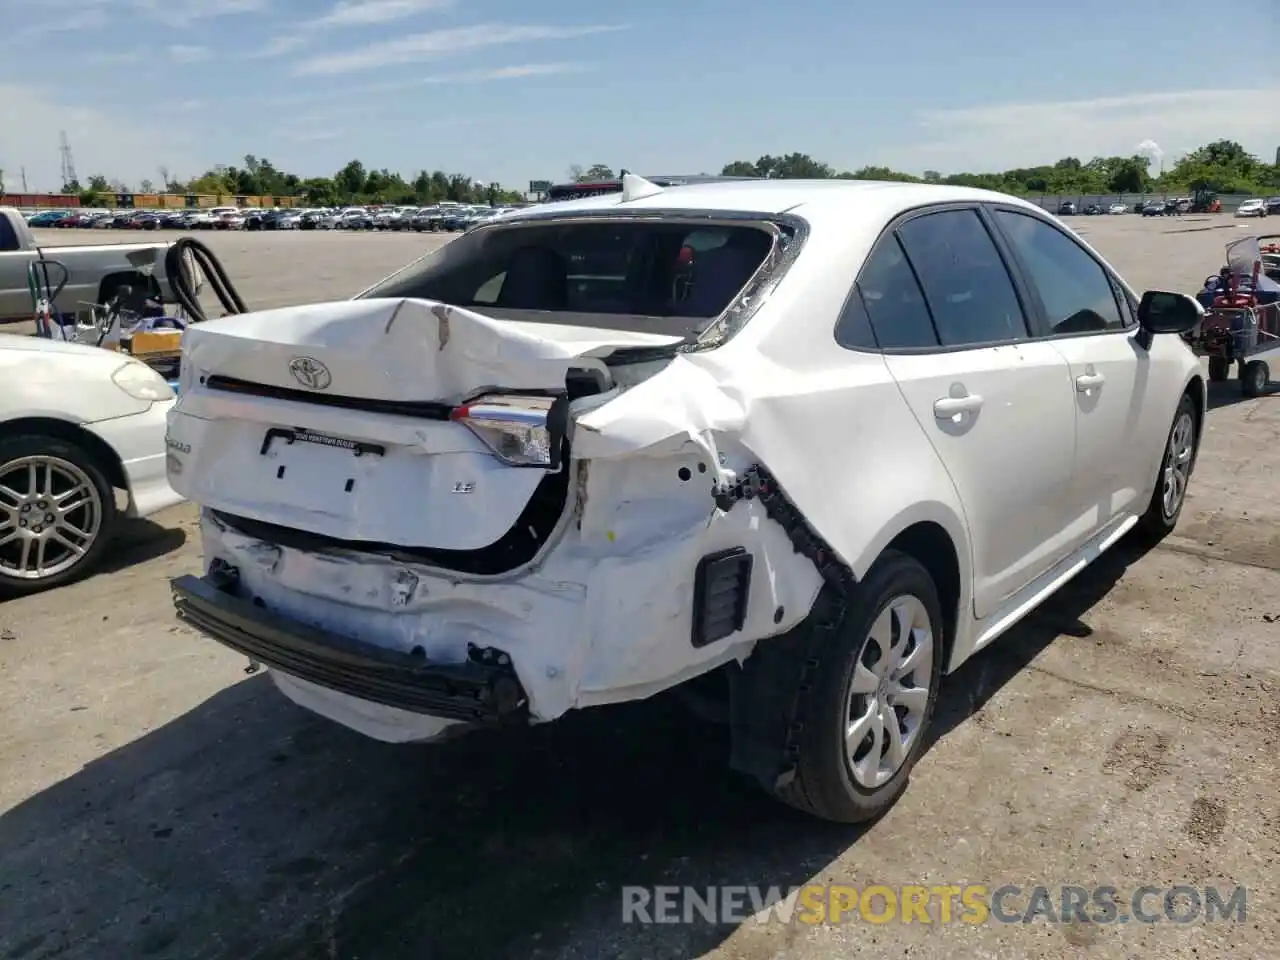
<box><xmin>1241</xmin><ymin>360</ymin><xmax>1269</xmax><ymax>398</ymax></box>
<box><xmin>1208</xmin><ymin>356</ymin><xmax>1230</xmax><ymax>382</ymax></box>
<box><xmin>0</xmin><ymin>434</ymin><xmax>117</xmax><ymax>596</ymax></box>
<box><xmin>1134</xmin><ymin>392</ymin><xmax>1198</xmax><ymax>544</ymax></box>
<box><xmin>773</xmin><ymin>550</ymin><xmax>945</xmax><ymax>823</ymax></box>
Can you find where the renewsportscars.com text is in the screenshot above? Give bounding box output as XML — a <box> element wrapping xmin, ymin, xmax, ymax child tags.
<box><xmin>621</xmin><ymin>884</ymin><xmax>1248</xmax><ymax>926</ymax></box>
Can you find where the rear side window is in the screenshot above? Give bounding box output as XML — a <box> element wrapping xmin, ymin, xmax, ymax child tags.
<box><xmin>897</xmin><ymin>209</ymin><xmax>1029</xmax><ymax>347</ymax></box>
<box><xmin>854</xmin><ymin>235</ymin><xmax>938</xmax><ymax>349</ymax></box>
<box><xmin>0</xmin><ymin>215</ymin><xmax>20</xmax><ymax>252</ymax></box>
<box><xmin>993</xmin><ymin>209</ymin><xmax>1125</xmax><ymax>335</ymax></box>
<box><xmin>364</xmin><ymin>220</ymin><xmax>776</xmax><ymax>334</ymax></box>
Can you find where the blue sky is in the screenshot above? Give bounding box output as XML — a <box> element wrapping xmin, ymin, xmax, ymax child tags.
<box><xmin>2</xmin><ymin>0</ymin><xmax>1276</xmax><ymax>192</ymax></box>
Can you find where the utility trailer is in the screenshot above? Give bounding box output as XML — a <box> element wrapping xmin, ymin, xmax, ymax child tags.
<box><xmin>26</xmin><ymin>237</ymin><xmax>240</xmax><ymax>391</ymax></box>
<box><xmin>28</xmin><ymin>253</ymin><xmax>186</xmax><ymax>388</ymax></box>
<box><xmin>1187</xmin><ymin>235</ymin><xmax>1280</xmax><ymax>396</ymax></box>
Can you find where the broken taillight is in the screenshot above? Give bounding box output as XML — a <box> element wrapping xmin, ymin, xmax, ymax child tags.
<box><xmin>450</xmin><ymin>394</ymin><xmax>567</xmax><ymax>470</ymax></box>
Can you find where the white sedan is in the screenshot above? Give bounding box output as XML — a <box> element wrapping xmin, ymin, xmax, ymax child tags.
<box><xmin>165</xmin><ymin>175</ymin><xmax>1206</xmax><ymax>823</ymax></box>
<box><xmin>1235</xmin><ymin>198</ymin><xmax>1267</xmax><ymax>218</ymax></box>
<box><xmin>0</xmin><ymin>336</ymin><xmax>183</xmax><ymax>594</ymax></box>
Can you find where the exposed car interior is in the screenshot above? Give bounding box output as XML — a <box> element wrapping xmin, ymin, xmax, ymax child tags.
<box><xmin>363</xmin><ymin>221</ymin><xmax>778</xmax><ymax>328</ymax></box>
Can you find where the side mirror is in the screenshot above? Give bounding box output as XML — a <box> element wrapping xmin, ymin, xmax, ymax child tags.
<box><xmin>1136</xmin><ymin>290</ymin><xmax>1202</xmax><ymax>348</ymax></box>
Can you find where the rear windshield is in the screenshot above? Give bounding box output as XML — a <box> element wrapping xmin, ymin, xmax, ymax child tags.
<box><xmin>359</xmin><ymin>219</ymin><xmax>778</xmax><ymax>335</ymax></box>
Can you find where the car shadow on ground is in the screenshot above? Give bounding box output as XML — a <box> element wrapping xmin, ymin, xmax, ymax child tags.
<box><xmin>1206</xmin><ymin>376</ymin><xmax>1277</xmax><ymax>411</ymax></box>
<box><xmin>98</xmin><ymin>517</ymin><xmax>188</xmax><ymax>576</ymax></box>
<box><xmin>0</xmin><ymin>539</ymin><xmax>1150</xmax><ymax>960</ymax></box>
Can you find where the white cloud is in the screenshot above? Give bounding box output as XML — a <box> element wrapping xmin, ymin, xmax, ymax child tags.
<box><xmin>281</xmin><ymin>128</ymin><xmax>345</xmax><ymax>143</ymax></box>
<box><xmin>85</xmin><ymin>51</ymin><xmax>145</xmax><ymax>65</ymax></box>
<box><xmin>247</xmin><ymin>35</ymin><xmax>311</xmax><ymax>57</ymax></box>
<box><xmin>189</xmin><ymin>62</ymin><xmax>588</xmax><ymax>113</ymax></box>
<box><xmin>168</xmin><ymin>44</ymin><xmax>212</xmax><ymax>63</ymax></box>
<box><xmin>14</xmin><ymin>10</ymin><xmax>109</xmax><ymax>38</ymax></box>
<box><xmin>293</xmin><ymin>23</ymin><xmax>628</xmax><ymax>75</ymax></box>
<box><xmin>0</xmin><ymin>83</ymin><xmax>201</xmax><ymax>191</ymax></box>
<box><xmin>288</xmin><ymin>104</ymin><xmax>389</xmax><ymax>125</ymax></box>
<box><xmin>358</xmin><ymin>61</ymin><xmax>591</xmax><ymax>92</ymax></box>
<box><xmin>311</xmin><ymin>0</ymin><xmax>455</xmax><ymax>28</ymax></box>
<box><xmin>31</xmin><ymin>0</ymin><xmax>269</xmax><ymax>31</ymax></box>
<box><xmin>904</xmin><ymin>89</ymin><xmax>1280</xmax><ymax>172</ymax></box>
<box><xmin>127</xmin><ymin>0</ymin><xmax>269</xmax><ymax>25</ymax></box>
<box><xmin>435</xmin><ymin>62</ymin><xmax>591</xmax><ymax>82</ymax></box>
<box><xmin>244</xmin><ymin>1</ymin><xmax>454</xmax><ymax>57</ymax></box>
<box><xmin>257</xmin><ymin>90</ymin><xmax>324</xmax><ymax>108</ymax></box>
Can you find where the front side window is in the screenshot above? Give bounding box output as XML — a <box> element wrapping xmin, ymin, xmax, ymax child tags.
<box><xmin>896</xmin><ymin>209</ymin><xmax>1029</xmax><ymax>347</ymax></box>
<box><xmin>994</xmin><ymin>209</ymin><xmax>1125</xmax><ymax>335</ymax></box>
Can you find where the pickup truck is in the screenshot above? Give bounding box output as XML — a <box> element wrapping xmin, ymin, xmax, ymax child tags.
<box><xmin>0</xmin><ymin>207</ymin><xmax>171</xmax><ymax>325</ymax></box>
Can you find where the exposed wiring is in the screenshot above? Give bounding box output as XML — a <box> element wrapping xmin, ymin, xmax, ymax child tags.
<box><xmin>164</xmin><ymin>237</ymin><xmax>249</xmax><ymax>323</ymax></box>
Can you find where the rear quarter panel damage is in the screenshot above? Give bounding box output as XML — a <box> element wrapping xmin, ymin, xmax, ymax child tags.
<box><xmin>574</xmin><ymin>347</ymin><xmax>973</xmax><ymax>627</ymax></box>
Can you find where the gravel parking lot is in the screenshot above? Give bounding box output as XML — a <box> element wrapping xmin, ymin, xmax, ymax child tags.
<box><xmin>2</xmin><ymin>215</ymin><xmax>1277</xmax><ymax>960</ymax></box>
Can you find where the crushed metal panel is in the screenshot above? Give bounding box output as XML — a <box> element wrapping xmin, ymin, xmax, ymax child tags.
<box><xmin>180</xmin><ymin>298</ymin><xmax>618</xmax><ymax>404</ymax></box>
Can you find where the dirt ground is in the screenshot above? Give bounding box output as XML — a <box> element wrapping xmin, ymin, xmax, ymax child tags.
<box><xmin>1</xmin><ymin>215</ymin><xmax>1277</xmax><ymax>960</ymax></box>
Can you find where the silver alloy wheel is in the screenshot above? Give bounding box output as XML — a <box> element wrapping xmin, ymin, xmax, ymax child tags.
<box><xmin>844</xmin><ymin>594</ymin><xmax>935</xmax><ymax>789</ymax></box>
<box><xmin>0</xmin><ymin>455</ymin><xmax>104</xmax><ymax>581</ymax></box>
<box><xmin>1162</xmin><ymin>411</ymin><xmax>1195</xmax><ymax>519</ymax></box>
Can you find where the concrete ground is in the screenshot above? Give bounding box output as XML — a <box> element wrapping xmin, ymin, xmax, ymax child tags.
<box><xmin>1</xmin><ymin>215</ymin><xmax>1277</xmax><ymax>960</ymax></box>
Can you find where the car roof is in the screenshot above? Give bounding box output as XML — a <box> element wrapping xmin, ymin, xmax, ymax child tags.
<box><xmin>504</xmin><ymin>178</ymin><xmax>1045</xmax><ymax>226</ymax></box>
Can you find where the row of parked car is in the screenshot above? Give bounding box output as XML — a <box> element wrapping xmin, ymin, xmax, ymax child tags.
<box><xmin>24</xmin><ymin>202</ymin><xmax>527</xmax><ymax>234</ymax></box>
<box><xmin>1056</xmin><ymin>201</ymin><xmax>1132</xmax><ymax>216</ymax></box>
<box><xmin>245</xmin><ymin>203</ymin><xmax>530</xmax><ymax>232</ymax></box>
<box><xmin>1053</xmin><ymin>197</ymin><xmax>1278</xmax><ymax>218</ymax></box>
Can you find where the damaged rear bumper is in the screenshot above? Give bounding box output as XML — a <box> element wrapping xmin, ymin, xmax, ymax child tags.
<box><xmin>176</xmin><ymin>448</ymin><xmax>827</xmax><ymax>742</ymax></box>
<box><xmin>171</xmin><ymin>573</ymin><xmax>529</xmax><ymax>725</ymax></box>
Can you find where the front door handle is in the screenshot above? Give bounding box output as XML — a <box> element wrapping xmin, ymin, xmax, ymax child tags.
<box><xmin>933</xmin><ymin>394</ymin><xmax>984</xmax><ymax>418</ymax></box>
<box><xmin>1075</xmin><ymin>372</ymin><xmax>1105</xmax><ymax>392</ymax></box>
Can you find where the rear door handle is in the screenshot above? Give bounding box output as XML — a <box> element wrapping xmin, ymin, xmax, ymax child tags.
<box><xmin>1075</xmin><ymin>372</ymin><xmax>1105</xmax><ymax>392</ymax></box>
<box><xmin>933</xmin><ymin>394</ymin><xmax>984</xmax><ymax>418</ymax></box>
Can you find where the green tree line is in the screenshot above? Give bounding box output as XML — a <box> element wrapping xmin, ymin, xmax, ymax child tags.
<box><xmin>574</xmin><ymin>140</ymin><xmax>1279</xmax><ymax>195</ymax></box>
<box><xmin>57</xmin><ymin>138</ymin><xmax>1279</xmax><ymax>208</ymax></box>
<box><xmin>67</xmin><ymin>156</ymin><xmax>527</xmax><ymax>207</ymax></box>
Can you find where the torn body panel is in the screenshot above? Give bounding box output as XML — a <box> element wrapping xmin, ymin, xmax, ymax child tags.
<box><xmin>573</xmin><ymin>346</ymin><xmax>972</xmax><ymax>603</ymax></box>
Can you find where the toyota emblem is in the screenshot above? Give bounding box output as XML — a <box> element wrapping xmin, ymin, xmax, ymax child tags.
<box><xmin>289</xmin><ymin>356</ymin><xmax>332</xmax><ymax>390</ymax></box>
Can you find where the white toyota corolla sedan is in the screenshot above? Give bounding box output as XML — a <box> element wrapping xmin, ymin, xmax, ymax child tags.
<box><xmin>165</xmin><ymin>176</ymin><xmax>1207</xmax><ymax>823</ymax></box>
<box><xmin>1</xmin><ymin>335</ymin><xmax>184</xmax><ymax>594</ymax></box>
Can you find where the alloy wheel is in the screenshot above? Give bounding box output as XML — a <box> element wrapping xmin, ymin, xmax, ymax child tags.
<box><xmin>0</xmin><ymin>456</ymin><xmax>104</xmax><ymax>580</ymax></box>
<box><xmin>1161</xmin><ymin>411</ymin><xmax>1195</xmax><ymax>519</ymax></box>
<box><xmin>844</xmin><ymin>594</ymin><xmax>935</xmax><ymax>789</ymax></box>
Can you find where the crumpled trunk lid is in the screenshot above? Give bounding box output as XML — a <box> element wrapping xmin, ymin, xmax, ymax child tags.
<box><xmin>167</xmin><ymin>297</ymin><xmax>683</xmax><ymax>555</ymax></box>
<box><xmin>181</xmin><ymin>297</ymin><xmax>681</xmax><ymax>401</ymax></box>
